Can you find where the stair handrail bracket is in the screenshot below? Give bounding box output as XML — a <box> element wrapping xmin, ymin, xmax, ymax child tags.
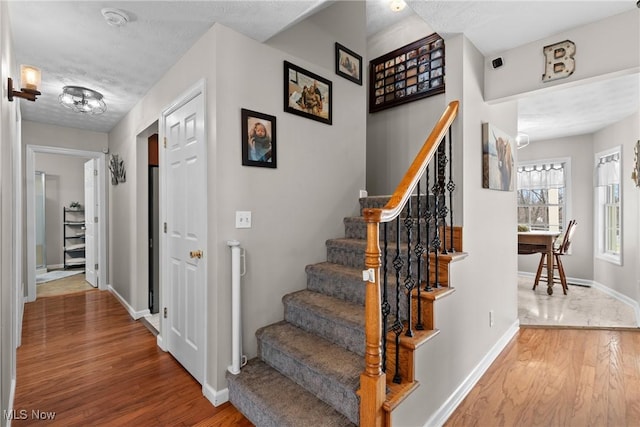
<box><xmin>359</xmin><ymin>100</ymin><xmax>460</xmax><ymax>426</ymax></box>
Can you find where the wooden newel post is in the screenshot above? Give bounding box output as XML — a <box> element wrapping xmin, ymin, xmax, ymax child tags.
<box><xmin>359</xmin><ymin>208</ymin><xmax>386</xmax><ymax>427</ymax></box>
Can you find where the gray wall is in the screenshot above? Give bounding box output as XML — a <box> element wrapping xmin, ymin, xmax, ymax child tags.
<box><xmin>517</xmin><ymin>134</ymin><xmax>595</xmax><ymax>281</ymax></box>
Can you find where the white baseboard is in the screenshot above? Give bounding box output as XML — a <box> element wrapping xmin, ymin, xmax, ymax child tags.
<box><xmin>156</xmin><ymin>333</ymin><xmax>167</xmax><ymax>351</ymax></box>
<box><xmin>517</xmin><ymin>270</ymin><xmax>591</xmax><ymax>287</ymax></box>
<box><xmin>203</xmin><ymin>382</ymin><xmax>229</xmax><ymax>407</ymax></box>
<box><xmin>425</xmin><ymin>320</ymin><xmax>520</xmax><ymax>427</ymax></box>
<box><xmin>46</xmin><ymin>264</ymin><xmax>64</xmax><ymax>270</ymax></box>
<box><xmin>107</xmin><ymin>285</ymin><xmax>150</xmax><ymax>320</ymax></box>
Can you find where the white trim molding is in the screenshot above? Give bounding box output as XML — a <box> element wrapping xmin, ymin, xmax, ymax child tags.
<box><xmin>108</xmin><ymin>285</ymin><xmax>150</xmax><ymax>320</ymax></box>
<box><xmin>203</xmin><ymin>383</ymin><xmax>229</xmax><ymax>407</ymax></box>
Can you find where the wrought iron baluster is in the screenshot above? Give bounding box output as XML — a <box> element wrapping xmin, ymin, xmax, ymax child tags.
<box><xmin>392</xmin><ymin>216</ymin><xmax>404</xmax><ymax>384</ymax></box>
<box><xmin>404</xmin><ymin>198</ymin><xmax>414</xmax><ymax>338</ymax></box>
<box><xmin>424</xmin><ymin>164</ymin><xmax>433</xmax><ymax>292</ymax></box>
<box><xmin>415</xmin><ymin>182</ymin><xmax>424</xmax><ymax>330</ymax></box>
<box><xmin>438</xmin><ymin>141</ymin><xmax>449</xmax><ymax>255</ymax></box>
<box><xmin>381</xmin><ymin>223</ymin><xmax>390</xmax><ymax>373</ymax></box>
<box><xmin>448</xmin><ymin>126</ymin><xmax>455</xmax><ymax>252</ymax></box>
<box><xmin>432</xmin><ymin>148</ymin><xmax>441</xmax><ymax>288</ymax></box>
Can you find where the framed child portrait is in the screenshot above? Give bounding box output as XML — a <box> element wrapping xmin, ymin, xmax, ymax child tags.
<box><xmin>241</xmin><ymin>109</ymin><xmax>277</xmax><ymax>168</ymax></box>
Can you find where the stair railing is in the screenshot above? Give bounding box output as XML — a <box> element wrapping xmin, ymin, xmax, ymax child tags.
<box><xmin>359</xmin><ymin>100</ymin><xmax>459</xmax><ymax>426</ymax></box>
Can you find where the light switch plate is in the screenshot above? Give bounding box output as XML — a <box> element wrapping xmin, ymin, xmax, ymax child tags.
<box><xmin>235</xmin><ymin>211</ymin><xmax>251</xmax><ymax>229</ymax></box>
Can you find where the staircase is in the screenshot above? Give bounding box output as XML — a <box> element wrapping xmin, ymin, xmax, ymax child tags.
<box><xmin>227</xmin><ymin>195</ymin><xmax>465</xmax><ymax>426</ymax></box>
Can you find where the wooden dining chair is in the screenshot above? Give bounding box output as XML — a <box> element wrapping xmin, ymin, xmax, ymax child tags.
<box><xmin>533</xmin><ymin>220</ymin><xmax>577</xmax><ymax>295</ymax></box>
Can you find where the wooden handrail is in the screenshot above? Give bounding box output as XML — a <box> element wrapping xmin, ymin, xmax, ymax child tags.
<box><xmin>359</xmin><ymin>100</ymin><xmax>460</xmax><ymax>426</ymax></box>
<box><xmin>363</xmin><ymin>100</ymin><xmax>459</xmax><ymax>224</ymax></box>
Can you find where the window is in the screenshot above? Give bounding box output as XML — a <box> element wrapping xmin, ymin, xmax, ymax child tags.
<box><xmin>517</xmin><ymin>159</ymin><xmax>570</xmax><ymax>232</ymax></box>
<box><xmin>595</xmin><ymin>147</ymin><xmax>621</xmax><ymax>264</ymax></box>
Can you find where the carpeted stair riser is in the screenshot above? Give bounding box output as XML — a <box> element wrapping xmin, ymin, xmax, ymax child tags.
<box><xmin>306</xmin><ymin>262</ymin><xmax>366</xmax><ymax>306</ymax></box>
<box><xmin>257</xmin><ymin>322</ymin><xmax>362</xmax><ymax>425</ymax></box>
<box><xmin>304</xmin><ymin>262</ymin><xmax>409</xmax><ymax>318</ymax></box>
<box><xmin>326</xmin><ymin>238</ymin><xmax>424</xmax><ymax>273</ymax></box>
<box><xmin>344</xmin><ymin>216</ymin><xmax>439</xmax><ymax>244</ymax></box>
<box><xmin>227</xmin><ymin>359</ymin><xmax>355</xmax><ymax>427</ymax></box>
<box><xmin>284</xmin><ymin>290</ymin><xmax>365</xmax><ymax>357</ymax></box>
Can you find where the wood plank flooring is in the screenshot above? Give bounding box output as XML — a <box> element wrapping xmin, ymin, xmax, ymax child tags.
<box><xmin>14</xmin><ymin>286</ymin><xmax>640</xmax><ymax>426</ymax></box>
<box><xmin>445</xmin><ymin>328</ymin><xmax>640</xmax><ymax>426</ymax></box>
<box><xmin>13</xmin><ymin>289</ymin><xmax>253</xmax><ymax>426</ymax></box>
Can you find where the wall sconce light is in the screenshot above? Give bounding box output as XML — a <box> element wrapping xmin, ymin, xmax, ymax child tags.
<box><xmin>8</xmin><ymin>65</ymin><xmax>41</xmax><ymax>102</ymax></box>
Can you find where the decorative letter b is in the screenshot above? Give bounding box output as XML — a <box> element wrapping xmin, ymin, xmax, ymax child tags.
<box><xmin>542</xmin><ymin>40</ymin><xmax>575</xmax><ymax>82</ymax></box>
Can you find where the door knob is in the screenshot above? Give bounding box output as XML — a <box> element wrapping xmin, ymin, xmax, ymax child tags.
<box><xmin>190</xmin><ymin>250</ymin><xmax>203</xmax><ymax>259</ymax></box>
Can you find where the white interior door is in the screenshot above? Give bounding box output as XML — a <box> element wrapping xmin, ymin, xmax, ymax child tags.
<box><xmin>163</xmin><ymin>90</ymin><xmax>206</xmax><ymax>383</ymax></box>
<box><xmin>84</xmin><ymin>159</ymin><xmax>97</xmax><ymax>287</ymax></box>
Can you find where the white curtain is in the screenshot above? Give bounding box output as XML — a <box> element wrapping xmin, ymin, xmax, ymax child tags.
<box><xmin>595</xmin><ymin>152</ymin><xmax>620</xmax><ymax>186</ymax></box>
<box><xmin>517</xmin><ymin>163</ymin><xmax>565</xmax><ymax>190</ymax></box>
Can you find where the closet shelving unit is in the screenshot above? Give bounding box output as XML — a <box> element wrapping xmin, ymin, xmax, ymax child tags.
<box><xmin>63</xmin><ymin>207</ymin><xmax>86</xmax><ymax>270</ymax></box>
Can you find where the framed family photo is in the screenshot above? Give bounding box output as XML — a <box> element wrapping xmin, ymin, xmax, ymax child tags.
<box><xmin>335</xmin><ymin>42</ymin><xmax>362</xmax><ymax>85</ymax></box>
<box><xmin>241</xmin><ymin>108</ymin><xmax>277</xmax><ymax>168</ymax></box>
<box><xmin>284</xmin><ymin>61</ymin><xmax>332</xmax><ymax>125</ymax></box>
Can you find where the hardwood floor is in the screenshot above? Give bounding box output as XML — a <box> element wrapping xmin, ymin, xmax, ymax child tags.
<box><xmin>14</xmin><ymin>287</ymin><xmax>640</xmax><ymax>426</ymax></box>
<box><xmin>14</xmin><ymin>289</ymin><xmax>253</xmax><ymax>426</ymax></box>
<box><xmin>445</xmin><ymin>327</ymin><xmax>640</xmax><ymax>426</ymax></box>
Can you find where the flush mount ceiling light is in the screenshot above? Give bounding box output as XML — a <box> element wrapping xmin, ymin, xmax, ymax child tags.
<box><xmin>389</xmin><ymin>0</ymin><xmax>406</xmax><ymax>12</ymax></box>
<box><xmin>59</xmin><ymin>86</ymin><xmax>107</xmax><ymax>114</ymax></box>
<box><xmin>101</xmin><ymin>8</ymin><xmax>129</xmax><ymax>27</ymax></box>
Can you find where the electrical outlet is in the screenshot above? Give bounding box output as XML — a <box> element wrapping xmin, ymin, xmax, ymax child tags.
<box><xmin>489</xmin><ymin>310</ymin><xmax>494</xmax><ymax>327</ymax></box>
<box><xmin>235</xmin><ymin>211</ymin><xmax>251</xmax><ymax>229</ymax></box>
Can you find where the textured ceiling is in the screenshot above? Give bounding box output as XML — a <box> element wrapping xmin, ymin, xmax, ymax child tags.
<box><xmin>8</xmin><ymin>0</ymin><xmax>639</xmax><ymax>142</ymax></box>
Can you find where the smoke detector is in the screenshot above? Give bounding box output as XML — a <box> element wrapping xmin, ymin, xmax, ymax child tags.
<box><xmin>101</xmin><ymin>8</ymin><xmax>129</xmax><ymax>27</ymax></box>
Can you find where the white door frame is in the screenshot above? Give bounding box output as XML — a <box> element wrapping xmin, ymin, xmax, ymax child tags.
<box><xmin>25</xmin><ymin>145</ymin><xmax>108</xmax><ymax>301</ymax></box>
<box><xmin>158</xmin><ymin>79</ymin><xmax>208</xmax><ymax>383</ymax></box>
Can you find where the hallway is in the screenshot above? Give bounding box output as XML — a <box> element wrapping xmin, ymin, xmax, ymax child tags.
<box><xmin>13</xmin><ymin>289</ymin><xmax>252</xmax><ymax>426</ymax></box>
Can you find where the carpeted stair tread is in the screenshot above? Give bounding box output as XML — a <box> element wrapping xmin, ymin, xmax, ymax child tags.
<box><xmin>227</xmin><ymin>358</ymin><xmax>356</xmax><ymax>427</ymax></box>
<box><xmin>305</xmin><ymin>262</ymin><xmax>365</xmax><ymax>305</ymax></box>
<box><xmin>284</xmin><ymin>290</ymin><xmax>365</xmax><ymax>356</ymax></box>
<box><xmin>257</xmin><ymin>321</ymin><xmax>362</xmax><ymax>424</ymax></box>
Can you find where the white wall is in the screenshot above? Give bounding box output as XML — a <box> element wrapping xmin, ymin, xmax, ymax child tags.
<box><xmin>34</xmin><ymin>154</ymin><xmax>88</xmax><ymax>267</ymax></box>
<box><xmin>107</xmin><ymin>1</ymin><xmax>366</xmax><ymax>395</ymax></box>
<box><xmin>517</xmin><ymin>134</ymin><xmax>594</xmax><ymax>281</ymax></box>
<box><xmin>485</xmin><ymin>9</ymin><xmax>640</xmax><ymax>102</ymax></box>
<box><xmin>366</xmin><ymin>15</ymin><xmax>446</xmax><ymax>195</ymax></box>
<box><xmin>593</xmin><ymin>112</ymin><xmax>640</xmax><ymax>302</ymax></box>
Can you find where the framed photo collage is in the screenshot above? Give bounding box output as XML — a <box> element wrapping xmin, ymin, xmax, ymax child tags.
<box><xmin>369</xmin><ymin>33</ymin><xmax>445</xmax><ymax>113</ymax></box>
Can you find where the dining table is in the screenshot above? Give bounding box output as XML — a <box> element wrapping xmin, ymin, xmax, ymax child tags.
<box><xmin>517</xmin><ymin>231</ymin><xmax>561</xmax><ymax>295</ymax></box>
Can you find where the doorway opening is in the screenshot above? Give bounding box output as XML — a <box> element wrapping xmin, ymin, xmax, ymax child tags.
<box><xmin>26</xmin><ymin>145</ymin><xmax>107</xmax><ymax>302</ymax></box>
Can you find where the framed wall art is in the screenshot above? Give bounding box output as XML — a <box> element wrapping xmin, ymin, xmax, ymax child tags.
<box><xmin>284</xmin><ymin>61</ymin><xmax>332</xmax><ymax>125</ymax></box>
<box><xmin>482</xmin><ymin>123</ymin><xmax>514</xmax><ymax>191</ymax></box>
<box><xmin>369</xmin><ymin>33</ymin><xmax>445</xmax><ymax>113</ymax></box>
<box><xmin>241</xmin><ymin>108</ymin><xmax>277</xmax><ymax>168</ymax></box>
<box><xmin>335</xmin><ymin>42</ymin><xmax>362</xmax><ymax>85</ymax></box>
